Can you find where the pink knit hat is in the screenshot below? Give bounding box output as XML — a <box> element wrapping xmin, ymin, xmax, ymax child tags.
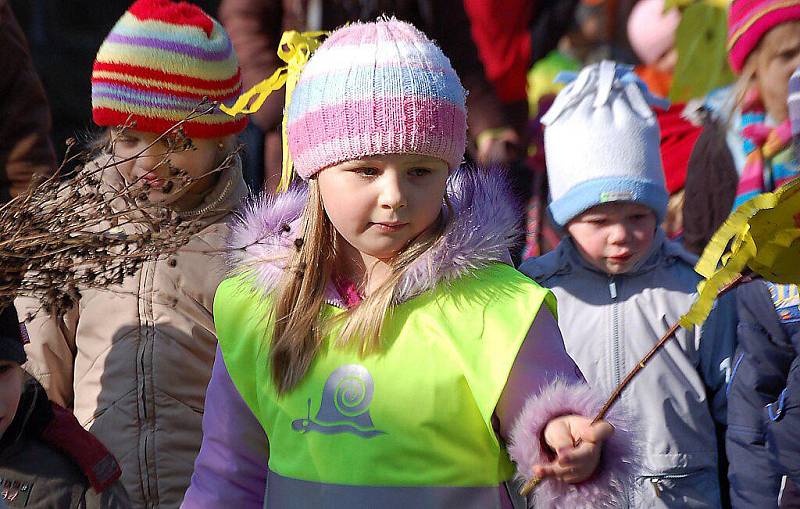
<box><xmin>286</xmin><ymin>19</ymin><xmax>468</xmax><ymax>179</ymax></box>
<box><xmin>627</xmin><ymin>0</ymin><xmax>681</xmax><ymax>66</ymax></box>
<box><xmin>728</xmin><ymin>0</ymin><xmax>800</xmax><ymax>73</ymax></box>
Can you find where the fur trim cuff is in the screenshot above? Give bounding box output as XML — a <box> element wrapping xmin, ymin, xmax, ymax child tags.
<box><xmin>508</xmin><ymin>380</ymin><xmax>640</xmax><ymax>508</ymax></box>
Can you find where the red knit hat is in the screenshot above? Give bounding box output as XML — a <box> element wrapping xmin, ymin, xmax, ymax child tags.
<box><xmin>728</xmin><ymin>0</ymin><xmax>800</xmax><ymax>73</ymax></box>
<box><xmin>91</xmin><ymin>0</ymin><xmax>247</xmax><ymax>138</ymax></box>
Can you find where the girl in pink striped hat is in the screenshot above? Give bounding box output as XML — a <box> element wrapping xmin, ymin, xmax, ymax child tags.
<box><xmin>681</xmin><ymin>0</ymin><xmax>800</xmax><ymax>506</ymax></box>
<box><xmin>684</xmin><ymin>0</ymin><xmax>800</xmax><ymax>256</ymax></box>
<box><xmin>182</xmin><ymin>18</ymin><xmax>638</xmax><ymax>509</ymax></box>
<box><xmin>727</xmin><ymin>0</ymin><xmax>800</xmax><ymax>208</ymax></box>
<box><xmin>724</xmin><ymin>4</ymin><xmax>800</xmax><ymax>507</ymax></box>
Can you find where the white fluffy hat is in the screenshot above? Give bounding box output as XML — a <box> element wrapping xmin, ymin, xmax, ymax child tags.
<box><xmin>542</xmin><ymin>60</ymin><xmax>669</xmax><ymax>227</ymax></box>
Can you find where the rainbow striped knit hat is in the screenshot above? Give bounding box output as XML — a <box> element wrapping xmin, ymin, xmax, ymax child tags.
<box><xmin>286</xmin><ymin>19</ymin><xmax>467</xmax><ymax>179</ymax></box>
<box><xmin>91</xmin><ymin>0</ymin><xmax>246</xmax><ymax>138</ymax></box>
<box><xmin>728</xmin><ymin>0</ymin><xmax>800</xmax><ymax>74</ymax></box>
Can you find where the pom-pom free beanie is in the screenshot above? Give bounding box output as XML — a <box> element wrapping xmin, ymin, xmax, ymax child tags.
<box><xmin>728</xmin><ymin>0</ymin><xmax>800</xmax><ymax>74</ymax></box>
<box><xmin>542</xmin><ymin>61</ymin><xmax>669</xmax><ymax>227</ymax></box>
<box><xmin>286</xmin><ymin>19</ymin><xmax>468</xmax><ymax>179</ymax></box>
<box><xmin>91</xmin><ymin>0</ymin><xmax>246</xmax><ymax>138</ymax></box>
<box><xmin>627</xmin><ymin>0</ymin><xmax>681</xmax><ymax>66</ymax></box>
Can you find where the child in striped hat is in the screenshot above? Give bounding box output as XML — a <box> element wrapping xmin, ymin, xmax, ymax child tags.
<box><xmin>90</xmin><ymin>0</ymin><xmax>248</xmax><ymax>209</ymax></box>
<box><xmin>719</xmin><ymin>6</ymin><xmax>800</xmax><ymax>506</ymax></box>
<box><xmin>17</xmin><ymin>1</ymin><xmax>250</xmax><ymax>506</ymax></box>
<box><xmin>724</xmin><ymin>67</ymin><xmax>800</xmax><ymax>509</ymax></box>
<box><xmin>727</xmin><ymin>0</ymin><xmax>800</xmax><ymax>209</ymax></box>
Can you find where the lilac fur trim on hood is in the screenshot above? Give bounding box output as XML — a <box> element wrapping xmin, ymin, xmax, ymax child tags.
<box><xmin>225</xmin><ymin>185</ymin><xmax>310</xmax><ymax>294</ymax></box>
<box><xmin>393</xmin><ymin>166</ymin><xmax>520</xmax><ymax>302</ymax></box>
<box><xmin>225</xmin><ymin>166</ymin><xmax>522</xmax><ymax>304</ymax></box>
<box><xmin>508</xmin><ymin>380</ymin><xmax>641</xmax><ymax>509</ymax></box>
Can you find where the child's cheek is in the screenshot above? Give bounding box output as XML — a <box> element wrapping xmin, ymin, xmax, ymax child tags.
<box><xmin>588</xmin><ymin>231</ymin><xmax>609</xmax><ymax>260</ymax></box>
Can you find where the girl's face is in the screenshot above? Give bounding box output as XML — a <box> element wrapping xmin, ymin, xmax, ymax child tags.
<box><xmin>566</xmin><ymin>202</ymin><xmax>657</xmax><ymax>275</ymax></box>
<box><xmin>0</xmin><ymin>362</ymin><xmax>22</xmax><ymax>439</ymax></box>
<box><xmin>317</xmin><ymin>154</ymin><xmax>449</xmax><ymax>264</ymax></box>
<box><xmin>753</xmin><ymin>21</ymin><xmax>800</xmax><ymax>122</ymax></box>
<box><xmin>110</xmin><ymin>128</ymin><xmax>225</xmax><ymax>207</ymax></box>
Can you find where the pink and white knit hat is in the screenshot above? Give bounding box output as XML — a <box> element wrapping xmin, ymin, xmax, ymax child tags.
<box><xmin>728</xmin><ymin>0</ymin><xmax>800</xmax><ymax>73</ymax></box>
<box><xmin>286</xmin><ymin>19</ymin><xmax>468</xmax><ymax>179</ymax></box>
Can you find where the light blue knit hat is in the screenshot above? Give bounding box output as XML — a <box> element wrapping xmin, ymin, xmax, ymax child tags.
<box><xmin>542</xmin><ymin>61</ymin><xmax>670</xmax><ymax>227</ymax></box>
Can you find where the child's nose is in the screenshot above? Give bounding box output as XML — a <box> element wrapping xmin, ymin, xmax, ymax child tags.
<box><xmin>135</xmin><ymin>146</ymin><xmax>165</xmax><ymax>173</ymax></box>
<box><xmin>378</xmin><ymin>176</ymin><xmax>407</xmax><ymax>210</ymax></box>
<box><xmin>607</xmin><ymin>224</ymin><xmax>629</xmax><ymax>244</ymax></box>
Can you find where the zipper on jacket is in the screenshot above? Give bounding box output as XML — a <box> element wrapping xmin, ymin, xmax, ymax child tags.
<box><xmin>651</xmin><ymin>478</ymin><xmax>662</xmax><ymax>498</ymax></box>
<box><xmin>136</xmin><ymin>257</ymin><xmax>158</xmax><ymax>507</ymax></box>
<box><xmin>609</xmin><ymin>277</ymin><xmax>622</xmax><ymax>387</ymax></box>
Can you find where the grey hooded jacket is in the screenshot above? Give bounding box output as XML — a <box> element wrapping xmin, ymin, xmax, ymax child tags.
<box><xmin>520</xmin><ymin>231</ymin><xmax>736</xmax><ymax>508</ymax></box>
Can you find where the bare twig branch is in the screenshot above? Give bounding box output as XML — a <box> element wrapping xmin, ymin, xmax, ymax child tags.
<box><xmin>1</xmin><ymin>100</ymin><xmax>236</xmax><ymax>317</ymax></box>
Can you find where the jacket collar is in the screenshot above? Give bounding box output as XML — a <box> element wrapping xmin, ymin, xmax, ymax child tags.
<box><xmin>174</xmin><ymin>156</ymin><xmax>249</xmax><ymax>221</ymax></box>
<box><xmin>226</xmin><ymin>167</ymin><xmax>521</xmax><ymax>306</ymax></box>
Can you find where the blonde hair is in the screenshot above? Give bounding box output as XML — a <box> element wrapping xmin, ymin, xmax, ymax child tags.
<box><xmin>730</xmin><ymin>47</ymin><xmax>761</xmax><ymax>122</ymax></box>
<box><xmin>270</xmin><ymin>179</ymin><xmax>448</xmax><ymax>394</ymax></box>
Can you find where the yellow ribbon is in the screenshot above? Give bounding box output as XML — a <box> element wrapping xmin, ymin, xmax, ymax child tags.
<box><xmin>220</xmin><ymin>30</ymin><xmax>327</xmax><ymax>192</ymax></box>
<box><xmin>680</xmin><ymin>177</ymin><xmax>800</xmax><ymax>327</ymax></box>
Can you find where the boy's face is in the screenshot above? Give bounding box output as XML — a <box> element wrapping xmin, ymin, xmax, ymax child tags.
<box><xmin>566</xmin><ymin>202</ymin><xmax>657</xmax><ymax>275</ymax></box>
<box><xmin>0</xmin><ymin>361</ymin><xmax>23</xmax><ymax>439</ymax></box>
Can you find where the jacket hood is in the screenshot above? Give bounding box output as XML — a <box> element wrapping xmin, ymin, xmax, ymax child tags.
<box><xmin>522</xmin><ymin>228</ymin><xmax>698</xmax><ymax>283</ymax></box>
<box><xmin>226</xmin><ymin>167</ymin><xmax>521</xmax><ymax>305</ymax></box>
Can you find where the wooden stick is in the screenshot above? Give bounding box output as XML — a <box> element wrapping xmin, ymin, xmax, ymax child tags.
<box><xmin>520</xmin><ymin>272</ymin><xmax>751</xmax><ymax>497</ymax></box>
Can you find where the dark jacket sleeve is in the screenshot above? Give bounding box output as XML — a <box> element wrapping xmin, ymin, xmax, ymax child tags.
<box><xmin>0</xmin><ymin>0</ymin><xmax>55</xmax><ymax>202</ymax></box>
<box><xmin>682</xmin><ymin>117</ymin><xmax>738</xmax><ymax>256</ymax></box>
<box><xmin>768</xmin><ymin>356</ymin><xmax>800</xmax><ymax>485</ymax></box>
<box><xmin>698</xmin><ymin>291</ymin><xmax>737</xmax><ymax>426</ymax></box>
<box><xmin>764</xmin><ymin>291</ymin><xmax>800</xmax><ymax>485</ymax></box>
<box><xmin>726</xmin><ymin>281</ymin><xmax>791</xmax><ymax>508</ymax></box>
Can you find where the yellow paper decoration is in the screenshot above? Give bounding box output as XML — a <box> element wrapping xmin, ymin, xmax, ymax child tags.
<box><xmin>220</xmin><ymin>30</ymin><xmax>327</xmax><ymax>192</ymax></box>
<box><xmin>665</xmin><ymin>0</ymin><xmax>729</xmax><ymax>9</ymax></box>
<box><xmin>680</xmin><ymin>178</ymin><xmax>800</xmax><ymax>327</ymax></box>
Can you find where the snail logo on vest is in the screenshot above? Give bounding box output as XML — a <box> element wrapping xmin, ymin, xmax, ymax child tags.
<box><xmin>292</xmin><ymin>364</ymin><xmax>386</xmax><ymax>438</ymax></box>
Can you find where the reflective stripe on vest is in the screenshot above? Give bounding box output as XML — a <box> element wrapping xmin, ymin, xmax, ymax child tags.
<box><xmin>216</xmin><ymin>263</ymin><xmax>555</xmax><ymax>491</ymax></box>
<box><xmin>264</xmin><ymin>469</ymin><xmax>506</xmax><ymax>509</ymax></box>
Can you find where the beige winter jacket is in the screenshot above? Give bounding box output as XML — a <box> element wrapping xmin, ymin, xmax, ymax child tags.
<box><xmin>17</xmin><ymin>156</ymin><xmax>248</xmax><ymax>508</ymax></box>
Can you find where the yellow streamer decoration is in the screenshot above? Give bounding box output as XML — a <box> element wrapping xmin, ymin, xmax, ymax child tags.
<box><xmin>220</xmin><ymin>30</ymin><xmax>327</xmax><ymax>192</ymax></box>
<box><xmin>664</xmin><ymin>0</ymin><xmax>730</xmax><ymax>10</ymax></box>
<box><xmin>680</xmin><ymin>177</ymin><xmax>800</xmax><ymax>327</ymax></box>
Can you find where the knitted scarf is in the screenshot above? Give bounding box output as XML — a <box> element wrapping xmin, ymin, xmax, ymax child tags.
<box><xmin>734</xmin><ymin>91</ymin><xmax>799</xmax><ymax>209</ymax></box>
